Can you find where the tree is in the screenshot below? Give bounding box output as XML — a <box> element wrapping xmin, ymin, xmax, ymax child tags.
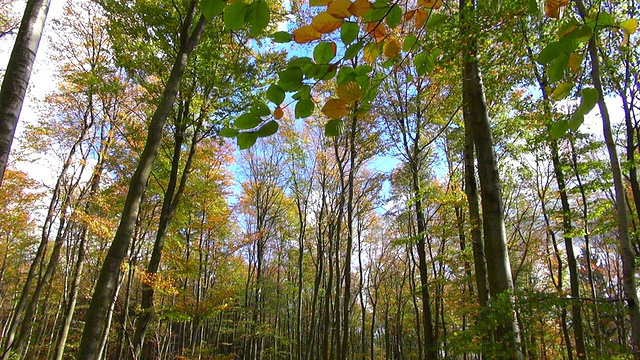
<box><xmin>0</xmin><ymin>0</ymin><xmax>51</xmax><ymax>185</ymax></box>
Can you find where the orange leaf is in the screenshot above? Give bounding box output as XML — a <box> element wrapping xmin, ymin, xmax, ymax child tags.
<box><xmin>366</xmin><ymin>22</ymin><xmax>387</xmax><ymax>42</ymax></box>
<box><xmin>337</xmin><ymin>81</ymin><xmax>362</xmax><ymax>103</ymax></box>
<box><xmin>405</xmin><ymin>9</ymin><xmax>416</xmax><ymax>21</ymax></box>
<box><xmin>348</xmin><ymin>0</ymin><xmax>372</xmax><ymax>18</ymax></box>
<box><xmin>415</xmin><ymin>9</ymin><xmax>429</xmax><ymax>30</ymax></box>
<box><xmin>274</xmin><ymin>106</ymin><xmax>284</xmax><ymax>119</ymax></box>
<box><xmin>328</xmin><ymin>0</ymin><xmax>352</xmax><ymax>18</ymax></box>
<box><xmin>322</xmin><ymin>98</ymin><xmax>350</xmax><ymax>119</ymax></box>
<box><xmin>312</xmin><ymin>12</ymin><xmax>344</xmax><ymax>33</ymax></box>
<box><xmin>293</xmin><ymin>25</ymin><xmax>322</xmax><ymax>43</ymax></box>
<box><xmin>568</xmin><ymin>53</ymin><xmax>582</xmax><ymax>72</ymax></box>
<box><xmin>383</xmin><ymin>38</ymin><xmax>401</xmax><ymax>58</ymax></box>
<box><xmin>418</xmin><ymin>0</ymin><xmax>443</xmax><ymax>9</ymax></box>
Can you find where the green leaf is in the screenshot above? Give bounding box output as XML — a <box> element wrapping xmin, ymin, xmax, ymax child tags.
<box><xmin>550</xmin><ymin>120</ymin><xmax>570</xmax><ymax>139</ymax></box>
<box><xmin>344</xmin><ymin>42</ymin><xmax>364</xmax><ymax>60</ymax></box>
<box><xmin>235</xmin><ymin>113</ymin><xmax>262</xmax><ymax>129</ymax></box>
<box><xmin>577</xmin><ymin>87</ymin><xmax>599</xmax><ymax>114</ymax></box>
<box><xmin>218</xmin><ymin>127</ymin><xmax>239</xmax><ymax>138</ymax></box>
<box><xmin>237</xmin><ymin>132</ymin><xmax>258</xmax><ymax>149</ymax></box>
<box><xmin>595</xmin><ymin>11</ymin><xmax>614</xmax><ymax>27</ymax></box>
<box><xmin>295</xmin><ymin>99</ymin><xmax>314</xmax><ymax>118</ymax></box>
<box><xmin>266</xmin><ymin>84</ymin><xmax>285</xmax><ymax>105</ymax></box>
<box><xmin>403</xmin><ymin>35</ymin><xmax>417</xmax><ymax>52</ymax></box>
<box><xmin>550</xmin><ymin>82</ymin><xmax>573</xmax><ymax>101</ymax></box>
<box><xmin>251</xmin><ymin>101</ymin><xmax>271</xmax><ymax>116</ymax></box>
<box><xmin>337</xmin><ymin>67</ymin><xmax>356</xmax><ymax>84</ymax></box>
<box><xmin>364</xmin><ymin>6</ymin><xmax>389</xmax><ymax>22</ymax></box>
<box><xmin>537</xmin><ymin>41</ymin><xmax>561</xmax><ymax>64</ymax></box>
<box><xmin>426</xmin><ymin>13</ymin><xmax>447</xmax><ymax>30</ymax></box>
<box><xmin>620</xmin><ymin>18</ymin><xmax>638</xmax><ymax>34</ymax></box>
<box><xmin>294</xmin><ymin>85</ymin><xmax>311</xmax><ymax>100</ymax></box>
<box><xmin>314</xmin><ymin>42</ymin><xmax>336</xmax><ymax>63</ymax></box>
<box><xmin>568</xmin><ymin>112</ymin><xmax>584</xmax><ymax>132</ymax></box>
<box><xmin>201</xmin><ymin>0</ymin><xmax>226</xmax><ymax>20</ymax></box>
<box><xmin>325</xmin><ymin>119</ymin><xmax>343</xmax><ymax>136</ymax></box>
<box><xmin>224</xmin><ymin>0</ymin><xmax>248</xmax><ymax>31</ymax></box>
<box><xmin>386</xmin><ymin>5</ymin><xmax>402</xmax><ymax>28</ymax></box>
<box><xmin>247</xmin><ymin>0</ymin><xmax>270</xmax><ymax>37</ymax></box>
<box><xmin>547</xmin><ymin>55</ymin><xmax>568</xmax><ymax>84</ymax></box>
<box><xmin>414</xmin><ymin>51</ymin><xmax>430</xmax><ymax>76</ymax></box>
<box><xmin>340</xmin><ymin>22</ymin><xmax>359</xmax><ymax>45</ymax></box>
<box><xmin>288</xmin><ymin>57</ymin><xmax>314</xmax><ymax>68</ymax></box>
<box><xmin>256</xmin><ymin>120</ymin><xmax>279</xmax><ymax>137</ymax></box>
<box><xmin>271</xmin><ymin>31</ymin><xmax>292</xmax><ymax>43</ymax></box>
<box><xmin>278</xmin><ymin>67</ymin><xmax>304</xmax><ymax>91</ymax></box>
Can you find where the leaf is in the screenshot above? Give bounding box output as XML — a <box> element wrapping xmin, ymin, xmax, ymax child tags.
<box><xmin>536</xmin><ymin>41</ymin><xmax>561</xmax><ymax>64</ymax></box>
<box><xmin>267</xmin><ymin>84</ymin><xmax>285</xmax><ymax>105</ymax></box>
<box><xmin>403</xmin><ymin>34</ymin><xmax>418</xmax><ymax>51</ymax></box>
<box><xmin>247</xmin><ymin>0</ymin><xmax>270</xmax><ymax>37</ymax></box>
<box><xmin>235</xmin><ymin>114</ymin><xmax>262</xmax><ymax>129</ymax></box>
<box><xmin>237</xmin><ymin>132</ymin><xmax>258</xmax><ymax>149</ymax></box>
<box><xmin>341</xmin><ymin>22</ymin><xmax>359</xmax><ymax>45</ymax></box>
<box><xmin>348</xmin><ymin>0</ymin><xmax>372</xmax><ymax>18</ymax></box>
<box><xmin>363</xmin><ymin>42</ymin><xmax>380</xmax><ymax>63</ymax></box>
<box><xmin>386</xmin><ymin>5</ymin><xmax>402</xmax><ymax>28</ymax></box>
<box><xmin>321</xmin><ymin>98</ymin><xmax>350</xmax><ymax>119</ymax></box>
<box><xmin>414</xmin><ymin>9</ymin><xmax>429</xmax><ymax>30</ymax></box>
<box><xmin>310</xmin><ymin>0</ymin><xmax>332</xmax><ymax>6</ymax></box>
<box><xmin>595</xmin><ymin>11</ymin><xmax>614</xmax><ymax>27</ymax></box>
<box><xmin>295</xmin><ymin>99</ymin><xmax>315</xmax><ymax>118</ymax></box>
<box><xmin>577</xmin><ymin>87</ymin><xmax>599</xmax><ymax>114</ymax></box>
<box><xmin>278</xmin><ymin>67</ymin><xmax>304</xmax><ymax>91</ymax></box>
<box><xmin>364</xmin><ymin>6</ymin><xmax>388</xmax><ymax>22</ymax></box>
<box><xmin>218</xmin><ymin>127</ymin><xmax>239</xmax><ymax>138</ymax></box>
<box><xmin>568</xmin><ymin>53</ymin><xmax>582</xmax><ymax>72</ymax></box>
<box><xmin>311</xmin><ymin>12</ymin><xmax>344</xmax><ymax>34</ymax></box>
<box><xmin>224</xmin><ymin>0</ymin><xmax>248</xmax><ymax>31</ymax></box>
<box><xmin>273</xmin><ymin>106</ymin><xmax>284</xmax><ymax>119</ymax></box>
<box><xmin>256</xmin><ymin>120</ymin><xmax>279</xmax><ymax>137</ymax></box>
<box><xmin>337</xmin><ymin>81</ymin><xmax>362</xmax><ymax>103</ymax></box>
<box><xmin>293</xmin><ymin>26</ymin><xmax>322</xmax><ymax>43</ymax></box>
<box><xmin>620</xmin><ymin>18</ymin><xmax>638</xmax><ymax>35</ymax></box>
<box><xmin>418</xmin><ymin>0</ymin><xmax>443</xmax><ymax>9</ymax></box>
<box><xmin>314</xmin><ymin>41</ymin><xmax>337</xmax><ymax>63</ymax></box>
<box><xmin>550</xmin><ymin>120</ymin><xmax>570</xmax><ymax>139</ymax></box>
<box><xmin>366</xmin><ymin>22</ymin><xmax>387</xmax><ymax>42</ymax></box>
<box><xmin>414</xmin><ymin>51</ymin><xmax>430</xmax><ymax>75</ymax></box>
<box><xmin>383</xmin><ymin>38</ymin><xmax>401</xmax><ymax>58</ymax></box>
<box><xmin>325</xmin><ymin>119</ymin><xmax>343</xmax><ymax>136</ymax></box>
<box><xmin>271</xmin><ymin>31</ymin><xmax>292</xmax><ymax>43</ymax></box>
<box><xmin>344</xmin><ymin>41</ymin><xmax>364</xmax><ymax>60</ymax></box>
<box><xmin>425</xmin><ymin>12</ymin><xmax>446</xmax><ymax>29</ymax></box>
<box><xmin>558</xmin><ymin>21</ymin><xmax>578</xmax><ymax>38</ymax></box>
<box><xmin>201</xmin><ymin>0</ymin><xmax>226</xmax><ymax>20</ymax></box>
<box><xmin>547</xmin><ymin>55</ymin><xmax>568</xmax><ymax>83</ymax></box>
<box><xmin>251</xmin><ymin>101</ymin><xmax>271</xmax><ymax>116</ymax></box>
<box><xmin>328</xmin><ymin>0</ymin><xmax>352</xmax><ymax>18</ymax></box>
<box><xmin>550</xmin><ymin>82</ymin><xmax>573</xmax><ymax>101</ymax></box>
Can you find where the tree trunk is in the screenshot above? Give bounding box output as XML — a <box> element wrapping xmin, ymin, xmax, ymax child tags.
<box><xmin>0</xmin><ymin>0</ymin><xmax>50</xmax><ymax>185</ymax></box>
<box><xmin>459</xmin><ymin>0</ymin><xmax>521</xmax><ymax>356</ymax></box>
<box><xmin>574</xmin><ymin>0</ymin><xmax>640</xmax><ymax>355</ymax></box>
<box><xmin>76</xmin><ymin>4</ymin><xmax>207</xmax><ymax>357</ymax></box>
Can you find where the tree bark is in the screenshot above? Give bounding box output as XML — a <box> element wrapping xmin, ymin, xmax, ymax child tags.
<box><xmin>76</xmin><ymin>3</ymin><xmax>207</xmax><ymax>357</ymax></box>
<box><xmin>0</xmin><ymin>0</ymin><xmax>50</xmax><ymax>185</ymax></box>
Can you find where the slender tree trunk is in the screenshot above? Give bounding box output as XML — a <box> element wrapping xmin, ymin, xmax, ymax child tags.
<box><xmin>574</xmin><ymin>1</ymin><xmax>640</xmax><ymax>355</ymax></box>
<box><xmin>0</xmin><ymin>0</ymin><xmax>50</xmax><ymax>185</ymax></box>
<box><xmin>76</xmin><ymin>4</ymin><xmax>207</xmax><ymax>357</ymax></box>
<box><xmin>459</xmin><ymin>0</ymin><xmax>520</xmax><ymax>356</ymax></box>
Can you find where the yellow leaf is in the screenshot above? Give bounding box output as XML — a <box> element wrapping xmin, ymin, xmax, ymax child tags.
<box><xmin>568</xmin><ymin>53</ymin><xmax>582</xmax><ymax>72</ymax></box>
<box><xmin>414</xmin><ymin>9</ymin><xmax>429</xmax><ymax>30</ymax></box>
<box><xmin>366</xmin><ymin>22</ymin><xmax>387</xmax><ymax>42</ymax></box>
<box><xmin>383</xmin><ymin>38</ymin><xmax>401</xmax><ymax>58</ymax></box>
<box><xmin>328</xmin><ymin>0</ymin><xmax>352</xmax><ymax>18</ymax></box>
<box><xmin>363</xmin><ymin>42</ymin><xmax>380</xmax><ymax>63</ymax></box>
<box><xmin>312</xmin><ymin>12</ymin><xmax>344</xmax><ymax>34</ymax></box>
<box><xmin>274</xmin><ymin>106</ymin><xmax>284</xmax><ymax>119</ymax></box>
<box><xmin>337</xmin><ymin>82</ymin><xmax>362</xmax><ymax>103</ymax></box>
<box><xmin>293</xmin><ymin>25</ymin><xmax>322</xmax><ymax>43</ymax></box>
<box><xmin>620</xmin><ymin>18</ymin><xmax>638</xmax><ymax>35</ymax></box>
<box><xmin>310</xmin><ymin>0</ymin><xmax>332</xmax><ymax>6</ymax></box>
<box><xmin>322</xmin><ymin>99</ymin><xmax>350</xmax><ymax>119</ymax></box>
<box><xmin>348</xmin><ymin>0</ymin><xmax>372</xmax><ymax>18</ymax></box>
<box><xmin>418</xmin><ymin>0</ymin><xmax>442</xmax><ymax>9</ymax></box>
